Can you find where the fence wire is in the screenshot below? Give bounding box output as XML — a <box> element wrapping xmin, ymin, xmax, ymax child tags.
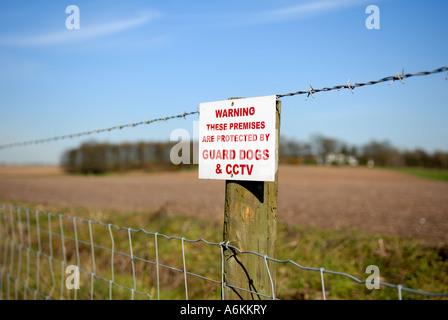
<box><xmin>277</xmin><ymin>66</ymin><xmax>448</xmax><ymax>98</ymax></box>
<box><xmin>0</xmin><ymin>66</ymin><xmax>446</xmax><ymax>151</ymax></box>
<box><xmin>1</xmin><ymin>204</ymin><xmax>447</xmax><ymax>300</ymax></box>
<box><xmin>0</xmin><ymin>111</ymin><xmax>199</xmax><ymax>151</ymax></box>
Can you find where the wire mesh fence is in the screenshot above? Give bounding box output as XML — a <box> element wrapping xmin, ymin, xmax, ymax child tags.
<box><xmin>1</xmin><ymin>204</ymin><xmax>447</xmax><ymax>300</ymax></box>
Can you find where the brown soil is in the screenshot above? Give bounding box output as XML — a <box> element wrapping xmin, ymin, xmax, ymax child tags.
<box><xmin>0</xmin><ymin>165</ymin><xmax>447</xmax><ymax>244</ymax></box>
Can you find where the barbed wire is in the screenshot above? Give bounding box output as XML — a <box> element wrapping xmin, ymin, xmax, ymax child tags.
<box><xmin>277</xmin><ymin>66</ymin><xmax>448</xmax><ymax>98</ymax></box>
<box><xmin>0</xmin><ymin>66</ymin><xmax>446</xmax><ymax>151</ymax></box>
<box><xmin>1</xmin><ymin>204</ymin><xmax>447</xmax><ymax>300</ymax></box>
<box><xmin>0</xmin><ymin>111</ymin><xmax>199</xmax><ymax>151</ymax></box>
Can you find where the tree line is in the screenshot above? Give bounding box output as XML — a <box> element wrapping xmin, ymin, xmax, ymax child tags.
<box><xmin>61</xmin><ymin>135</ymin><xmax>448</xmax><ymax>174</ymax></box>
<box><xmin>279</xmin><ymin>134</ymin><xmax>448</xmax><ymax>169</ymax></box>
<box><xmin>61</xmin><ymin>141</ymin><xmax>194</xmax><ymax>174</ymax></box>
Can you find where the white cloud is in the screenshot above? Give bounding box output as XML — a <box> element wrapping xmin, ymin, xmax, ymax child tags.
<box><xmin>0</xmin><ymin>11</ymin><xmax>161</xmax><ymax>47</ymax></box>
<box><xmin>234</xmin><ymin>0</ymin><xmax>365</xmax><ymax>25</ymax></box>
<box><xmin>268</xmin><ymin>0</ymin><xmax>361</xmax><ymax>18</ymax></box>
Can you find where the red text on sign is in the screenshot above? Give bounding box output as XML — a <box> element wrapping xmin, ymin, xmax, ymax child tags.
<box><xmin>215</xmin><ymin>107</ymin><xmax>255</xmax><ymax>118</ymax></box>
<box><xmin>240</xmin><ymin>149</ymin><xmax>269</xmax><ymax>160</ymax></box>
<box><xmin>226</xmin><ymin>164</ymin><xmax>254</xmax><ymax>176</ymax></box>
<box><xmin>202</xmin><ymin>149</ymin><xmax>269</xmax><ymax>161</ymax></box>
<box><xmin>202</xmin><ymin>135</ymin><xmax>215</xmax><ymax>142</ymax></box>
<box><xmin>206</xmin><ymin>123</ymin><xmax>227</xmax><ymax>131</ymax></box>
<box><xmin>229</xmin><ymin>121</ymin><xmax>265</xmax><ymax>130</ymax></box>
<box><xmin>202</xmin><ymin>149</ymin><xmax>236</xmax><ymax>160</ymax></box>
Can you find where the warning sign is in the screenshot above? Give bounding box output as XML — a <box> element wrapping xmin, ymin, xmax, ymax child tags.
<box><xmin>199</xmin><ymin>95</ymin><xmax>277</xmax><ymax>181</ymax></box>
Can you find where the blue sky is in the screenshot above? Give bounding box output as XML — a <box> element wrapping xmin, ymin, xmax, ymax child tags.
<box><xmin>0</xmin><ymin>0</ymin><xmax>447</xmax><ymax>164</ymax></box>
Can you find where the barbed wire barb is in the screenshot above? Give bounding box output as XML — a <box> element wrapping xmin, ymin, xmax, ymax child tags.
<box><xmin>389</xmin><ymin>68</ymin><xmax>405</xmax><ymax>85</ymax></box>
<box><xmin>305</xmin><ymin>85</ymin><xmax>315</xmax><ymax>101</ymax></box>
<box><xmin>339</xmin><ymin>78</ymin><xmax>355</xmax><ymax>94</ymax></box>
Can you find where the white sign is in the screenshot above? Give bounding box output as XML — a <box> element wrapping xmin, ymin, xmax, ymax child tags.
<box><xmin>199</xmin><ymin>95</ymin><xmax>277</xmax><ymax>182</ymax></box>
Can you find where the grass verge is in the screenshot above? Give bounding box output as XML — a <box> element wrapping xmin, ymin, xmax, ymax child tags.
<box><xmin>391</xmin><ymin>167</ymin><xmax>448</xmax><ymax>182</ymax></box>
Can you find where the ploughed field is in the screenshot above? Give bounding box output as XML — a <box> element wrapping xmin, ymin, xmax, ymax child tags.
<box><xmin>0</xmin><ymin>165</ymin><xmax>447</xmax><ymax>244</ymax></box>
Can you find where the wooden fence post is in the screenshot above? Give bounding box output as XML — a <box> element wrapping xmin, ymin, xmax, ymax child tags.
<box><xmin>222</xmin><ymin>98</ymin><xmax>281</xmax><ymax>300</ymax></box>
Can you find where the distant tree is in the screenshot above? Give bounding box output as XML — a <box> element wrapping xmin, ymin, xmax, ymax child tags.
<box><xmin>311</xmin><ymin>134</ymin><xmax>340</xmax><ymax>163</ymax></box>
<box><xmin>403</xmin><ymin>149</ymin><xmax>429</xmax><ymax>167</ymax></box>
<box><xmin>361</xmin><ymin>140</ymin><xmax>403</xmax><ymax>167</ymax></box>
<box><xmin>60</xmin><ymin>148</ymin><xmax>78</xmax><ymax>173</ymax></box>
<box><xmin>61</xmin><ymin>140</ymin><xmax>181</xmax><ymax>174</ymax></box>
<box><xmin>432</xmin><ymin>151</ymin><xmax>448</xmax><ymax>169</ymax></box>
<box><xmin>279</xmin><ymin>136</ymin><xmax>317</xmax><ymax>164</ymax></box>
